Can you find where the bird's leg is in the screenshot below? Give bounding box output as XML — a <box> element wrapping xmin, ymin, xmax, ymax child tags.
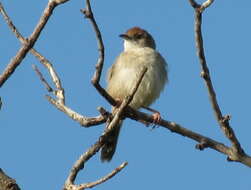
<box><xmin>114</xmin><ymin>98</ymin><xmax>122</xmax><ymax>108</ymax></box>
<box><xmin>142</xmin><ymin>106</ymin><xmax>162</xmax><ymax>125</ymax></box>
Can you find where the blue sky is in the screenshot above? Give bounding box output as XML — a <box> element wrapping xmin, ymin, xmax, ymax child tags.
<box><xmin>1</xmin><ymin>0</ymin><xmax>251</xmax><ymax>189</ymax></box>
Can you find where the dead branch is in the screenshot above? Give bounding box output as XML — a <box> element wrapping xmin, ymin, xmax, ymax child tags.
<box><xmin>80</xmin><ymin>0</ymin><xmax>117</xmax><ymax>107</ymax></box>
<box><xmin>32</xmin><ymin>56</ymin><xmax>65</xmax><ymax>104</ymax></box>
<box><xmin>1</xmin><ymin>2</ymin><xmax>251</xmax><ymax>190</ymax></box>
<box><xmin>46</xmin><ymin>95</ymin><xmax>107</xmax><ymax>127</ymax></box>
<box><xmin>37</xmin><ymin>0</ymin><xmax>251</xmax><ymax>168</ymax></box>
<box><xmin>188</xmin><ymin>0</ymin><xmax>247</xmax><ymax>162</ymax></box>
<box><xmin>32</xmin><ymin>64</ymin><xmax>53</xmax><ymax>92</ymax></box>
<box><xmin>76</xmin><ymin>162</ymin><xmax>128</xmax><ymax>190</ymax></box>
<box><xmin>65</xmin><ymin>162</ymin><xmax>128</xmax><ymax>190</ymax></box>
<box><xmin>0</xmin><ymin>2</ymin><xmax>110</xmax><ymax>126</ymax></box>
<box><xmin>0</xmin><ymin>2</ymin><xmax>66</xmax><ymax>103</ymax></box>
<box><xmin>0</xmin><ymin>0</ymin><xmax>70</xmax><ymax>88</ymax></box>
<box><xmin>33</xmin><ymin>0</ymin><xmax>251</xmax><ymax>168</ymax></box>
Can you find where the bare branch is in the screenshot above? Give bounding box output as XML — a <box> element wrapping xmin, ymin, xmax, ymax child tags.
<box><xmin>0</xmin><ymin>3</ymin><xmax>23</xmax><ymax>42</ymax></box>
<box><xmin>0</xmin><ymin>3</ymin><xmax>65</xmax><ymax>103</ymax></box>
<box><xmin>188</xmin><ymin>0</ymin><xmax>247</xmax><ymax>161</ymax></box>
<box><xmin>188</xmin><ymin>0</ymin><xmax>200</xmax><ymax>8</ymax></box>
<box><xmin>38</xmin><ymin>0</ymin><xmax>251</xmax><ymax>167</ymax></box>
<box><xmin>31</xmin><ymin>49</ymin><xmax>65</xmax><ymax>103</ymax></box>
<box><xmin>41</xmin><ymin>73</ymin><xmax>182</xmax><ymax>131</ymax></box>
<box><xmin>80</xmin><ymin>0</ymin><xmax>117</xmax><ymax>107</ymax></box>
<box><xmin>46</xmin><ymin>87</ymin><xmax>250</xmax><ymax>166</ymax></box>
<box><xmin>125</xmin><ymin>108</ymin><xmax>251</xmax><ymax>167</ymax></box>
<box><xmin>0</xmin><ymin>1</ymin><xmax>106</xmax><ymax>128</ymax></box>
<box><xmin>46</xmin><ymin>95</ymin><xmax>107</xmax><ymax>127</ymax></box>
<box><xmin>32</xmin><ymin>65</ymin><xmax>53</xmax><ymax>92</ymax></box>
<box><xmin>0</xmin><ymin>0</ymin><xmax>69</xmax><ymax>87</ymax></box>
<box><xmin>77</xmin><ymin>162</ymin><xmax>128</xmax><ymax>190</ymax></box>
<box><xmin>35</xmin><ymin>59</ymin><xmax>65</xmax><ymax>104</ymax></box>
<box><xmin>188</xmin><ymin>0</ymin><xmax>214</xmax><ymax>11</ymax></box>
<box><xmin>201</xmin><ymin>0</ymin><xmax>214</xmax><ymax>11</ymax></box>
<box><xmin>51</xmin><ymin>0</ymin><xmax>70</xmax><ymax>4</ymax></box>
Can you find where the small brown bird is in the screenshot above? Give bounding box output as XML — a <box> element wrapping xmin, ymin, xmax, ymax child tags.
<box><xmin>101</xmin><ymin>27</ymin><xmax>168</xmax><ymax>162</ymax></box>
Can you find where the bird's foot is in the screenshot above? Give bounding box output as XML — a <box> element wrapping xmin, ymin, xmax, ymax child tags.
<box><xmin>149</xmin><ymin>111</ymin><xmax>161</xmax><ymax>129</ymax></box>
<box><xmin>152</xmin><ymin>111</ymin><xmax>161</xmax><ymax>124</ymax></box>
<box><xmin>142</xmin><ymin>106</ymin><xmax>162</xmax><ymax>128</ymax></box>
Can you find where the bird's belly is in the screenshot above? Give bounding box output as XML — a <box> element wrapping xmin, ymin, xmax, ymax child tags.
<box><xmin>107</xmin><ymin>65</ymin><xmax>164</xmax><ymax>109</ymax></box>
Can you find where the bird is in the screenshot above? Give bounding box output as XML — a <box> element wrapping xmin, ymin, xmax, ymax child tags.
<box><xmin>101</xmin><ymin>26</ymin><xmax>168</xmax><ymax>162</ymax></box>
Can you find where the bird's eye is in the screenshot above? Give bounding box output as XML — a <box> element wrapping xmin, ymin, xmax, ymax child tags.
<box><xmin>134</xmin><ymin>33</ymin><xmax>143</xmax><ymax>39</ymax></box>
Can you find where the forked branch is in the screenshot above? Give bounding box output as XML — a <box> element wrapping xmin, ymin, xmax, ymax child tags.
<box><xmin>0</xmin><ymin>0</ymin><xmax>70</xmax><ymax>87</ymax></box>
<box><xmin>188</xmin><ymin>0</ymin><xmax>248</xmax><ymax>162</ymax></box>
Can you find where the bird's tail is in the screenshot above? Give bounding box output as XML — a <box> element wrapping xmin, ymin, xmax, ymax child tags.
<box><xmin>101</xmin><ymin>120</ymin><xmax>123</xmax><ymax>162</ymax></box>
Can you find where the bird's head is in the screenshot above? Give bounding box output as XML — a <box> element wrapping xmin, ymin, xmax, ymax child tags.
<box><xmin>119</xmin><ymin>27</ymin><xmax>156</xmax><ymax>51</ymax></box>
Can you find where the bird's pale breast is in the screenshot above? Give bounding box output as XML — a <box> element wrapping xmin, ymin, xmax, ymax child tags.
<box><xmin>107</xmin><ymin>47</ymin><xmax>167</xmax><ymax>109</ymax></box>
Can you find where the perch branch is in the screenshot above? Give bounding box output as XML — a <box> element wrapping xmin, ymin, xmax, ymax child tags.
<box><xmin>124</xmin><ymin>108</ymin><xmax>251</xmax><ymax>167</ymax></box>
<box><xmin>0</xmin><ymin>0</ymin><xmax>70</xmax><ymax>87</ymax></box>
<box><xmin>189</xmin><ymin>0</ymin><xmax>246</xmax><ymax>161</ymax></box>
<box><xmin>38</xmin><ymin>0</ymin><xmax>251</xmax><ymax>168</ymax></box>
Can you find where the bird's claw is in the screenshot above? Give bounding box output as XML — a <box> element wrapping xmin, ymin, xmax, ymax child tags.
<box><xmin>149</xmin><ymin>112</ymin><xmax>161</xmax><ymax>129</ymax></box>
<box><xmin>152</xmin><ymin>112</ymin><xmax>161</xmax><ymax>124</ymax></box>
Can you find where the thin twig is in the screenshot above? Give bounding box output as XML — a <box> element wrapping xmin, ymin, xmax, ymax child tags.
<box><xmin>80</xmin><ymin>0</ymin><xmax>117</xmax><ymax>107</ymax></box>
<box><xmin>189</xmin><ymin>0</ymin><xmax>246</xmax><ymax>160</ymax></box>
<box><xmin>0</xmin><ymin>3</ymin><xmax>23</xmax><ymax>42</ymax></box>
<box><xmin>46</xmin><ymin>95</ymin><xmax>107</xmax><ymax>127</ymax></box>
<box><xmin>188</xmin><ymin>0</ymin><xmax>200</xmax><ymax>8</ymax></box>
<box><xmin>188</xmin><ymin>0</ymin><xmax>214</xmax><ymax>12</ymax></box>
<box><xmin>0</xmin><ymin>2</ymin><xmax>65</xmax><ymax>103</ymax></box>
<box><xmin>32</xmin><ymin>64</ymin><xmax>53</xmax><ymax>92</ymax></box>
<box><xmin>0</xmin><ymin>0</ymin><xmax>70</xmax><ymax>87</ymax></box>
<box><xmin>77</xmin><ymin>162</ymin><xmax>128</xmax><ymax>190</ymax></box>
<box><xmin>1</xmin><ymin>0</ymin><xmax>103</xmax><ymax>127</ymax></box>
<box><xmin>201</xmin><ymin>0</ymin><xmax>214</xmax><ymax>12</ymax></box>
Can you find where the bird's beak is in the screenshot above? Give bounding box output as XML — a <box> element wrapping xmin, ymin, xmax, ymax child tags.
<box><xmin>119</xmin><ymin>34</ymin><xmax>131</xmax><ymax>40</ymax></box>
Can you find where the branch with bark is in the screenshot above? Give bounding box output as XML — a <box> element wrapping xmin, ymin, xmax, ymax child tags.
<box><xmin>188</xmin><ymin>0</ymin><xmax>250</xmax><ymax>164</ymax></box>
<box><xmin>0</xmin><ymin>0</ymin><xmax>70</xmax><ymax>87</ymax></box>
<box><xmin>0</xmin><ymin>0</ymin><xmax>251</xmax><ymax>190</ymax></box>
